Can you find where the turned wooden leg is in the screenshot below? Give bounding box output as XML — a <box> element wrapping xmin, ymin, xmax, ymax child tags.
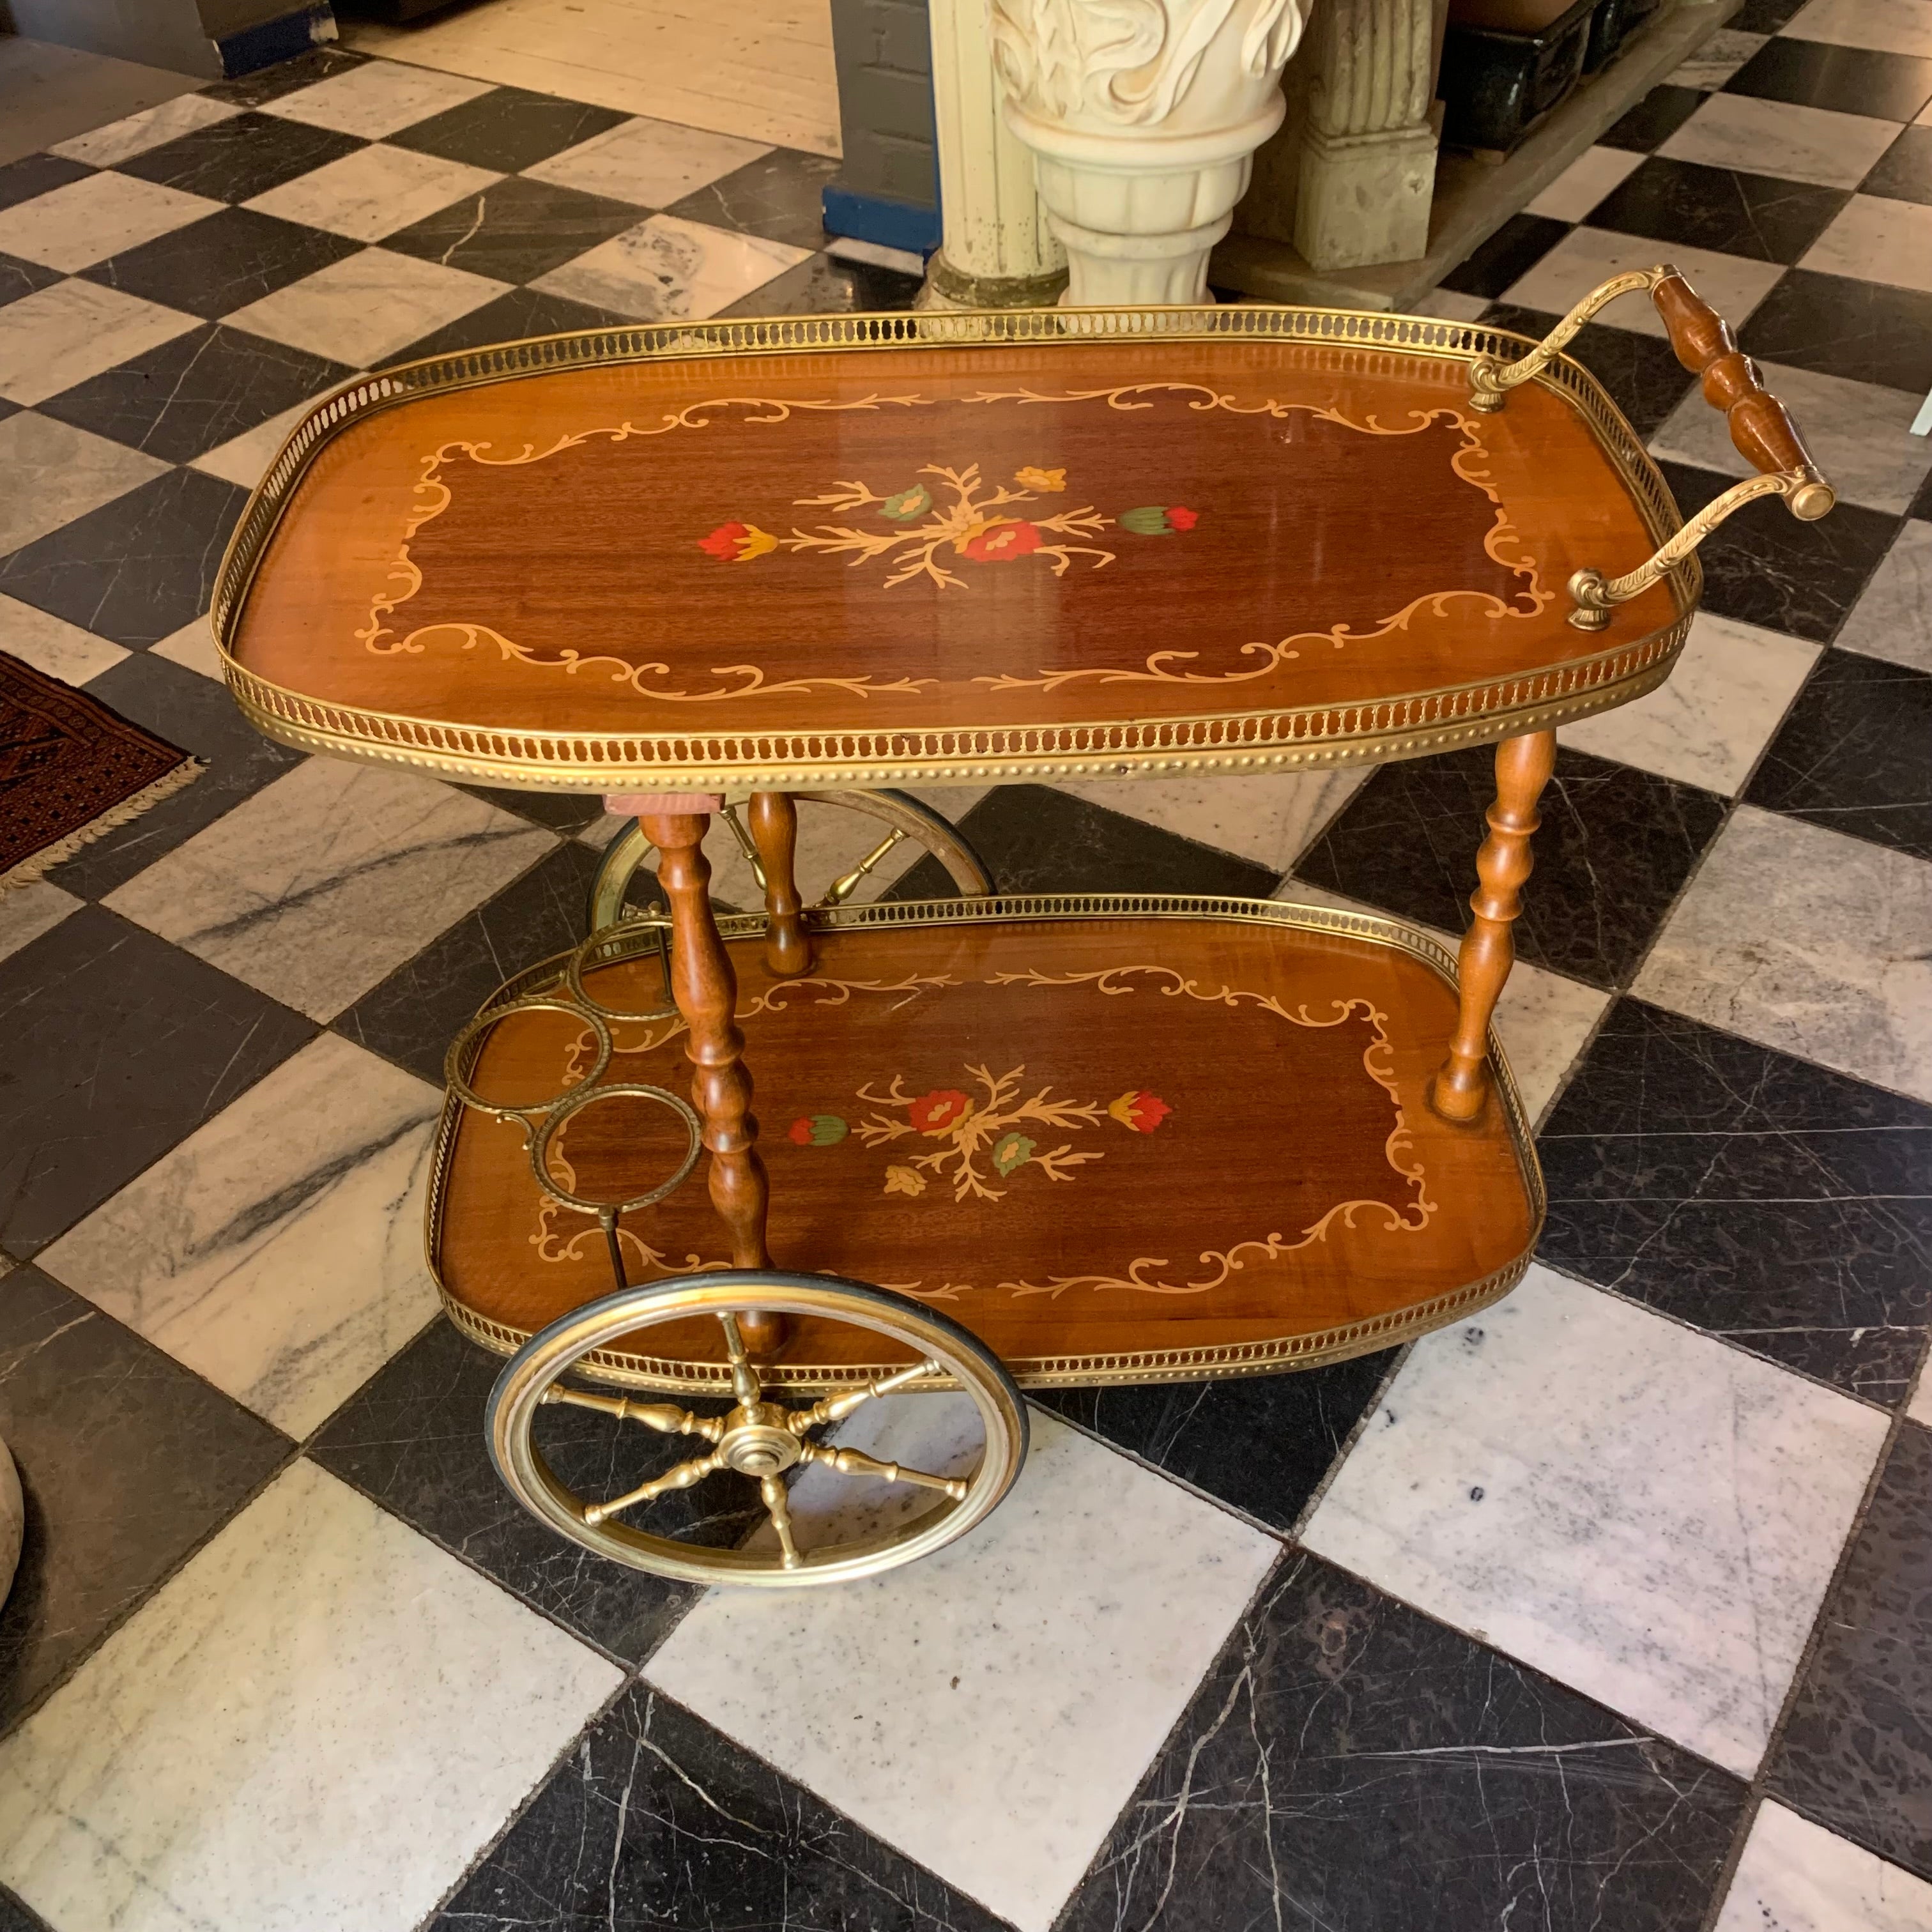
<box><xmin>638</xmin><ymin>810</ymin><xmax>783</xmax><ymax>1354</ymax></box>
<box><xmin>746</xmin><ymin>792</ymin><xmax>815</xmax><ymax>978</ymax></box>
<box><xmin>1431</xmin><ymin>729</ymin><xmax>1557</xmax><ymax>1124</ymax></box>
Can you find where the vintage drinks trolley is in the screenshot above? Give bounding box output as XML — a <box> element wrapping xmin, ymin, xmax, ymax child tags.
<box><xmin>213</xmin><ymin>269</ymin><xmax>1834</xmax><ymax>1586</ymax></box>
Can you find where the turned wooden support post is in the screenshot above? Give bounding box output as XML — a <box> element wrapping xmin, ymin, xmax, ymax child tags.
<box><xmin>746</xmin><ymin>792</ymin><xmax>815</xmax><ymax>978</ymax></box>
<box><xmin>1431</xmin><ymin>730</ymin><xmax>1557</xmax><ymax>1124</ymax></box>
<box><xmin>637</xmin><ymin>809</ymin><xmax>783</xmax><ymax>1354</ymax></box>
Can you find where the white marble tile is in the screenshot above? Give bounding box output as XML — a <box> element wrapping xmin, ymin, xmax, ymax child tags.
<box><xmin>646</xmin><ymin>1407</ymin><xmax>1277</xmax><ymax>1932</ymax></box>
<box><xmin>0</xmin><ymin>882</ymin><xmax>81</xmax><ymax>965</ymax></box>
<box><xmin>41</xmin><ymin>1034</ymin><xmax>443</xmax><ymax>1437</ymax></box>
<box><xmin>1052</xmin><ymin>767</ymin><xmax>1368</xmax><ymax>873</ymax></box>
<box><xmin>150</xmin><ymin>614</ymin><xmax>224</xmax><ymax>680</ymax></box>
<box><xmin>261</xmin><ymin>61</ymin><xmax>493</xmax><ymax>138</ymax></box>
<box><xmin>1781</xmin><ymin>0</ymin><xmax>1932</xmax><ymax>55</ymax></box>
<box><xmin>1560</xmin><ymin>612</ymin><xmax>1819</xmax><ymax>793</ymax></box>
<box><xmin>1715</xmin><ymin>1801</ymin><xmax>1932</xmax><ymax>1932</ymax></box>
<box><xmin>245</xmin><ymin>143</ymin><xmax>501</xmax><ymax>242</ymax></box>
<box><xmin>1271</xmin><ymin>878</ymin><xmax>1611</xmax><ymax>1121</ymax></box>
<box><xmin>0</xmin><ymin>408</ymin><xmax>169</xmax><ymax>555</ymax></box>
<box><xmin>225</xmin><ymin>249</ymin><xmax>506</xmax><ymax>367</ymax></box>
<box><xmin>105</xmin><ymin>758</ymin><xmax>553</xmax><ymax>1021</ymax></box>
<box><xmin>526</xmin><ymin>113</ymin><xmax>772</xmax><ymax>206</ymax></box>
<box><xmin>0</xmin><ymin>171</ymin><xmax>219</xmax><ymax>272</ymax></box>
<box><xmin>1411</xmin><ymin>286</ymin><xmax>1492</xmax><ymax>321</ymax></box>
<box><xmin>0</xmin><ymin>1457</ymin><xmax>620</xmax><ymax>1932</ymax></box>
<box><xmin>1504</xmin><ymin>227</ymin><xmax>1784</xmax><ymax>339</ymax></box>
<box><xmin>533</xmin><ymin>212</ymin><xmax>810</xmax><ymax>321</ymax></box>
<box><xmin>1670</xmin><ymin>25</ymin><xmax>1770</xmax><ymax>88</ymax></box>
<box><xmin>48</xmin><ymin>91</ymin><xmax>243</xmax><ymax>165</ymax></box>
<box><xmin>190</xmin><ymin>391</ymin><xmax>340</xmax><ymax>491</ymax></box>
<box><xmin>1908</xmin><ymin>1363</ymin><xmax>1932</xmax><ymax>1425</ymax></box>
<box><xmin>1633</xmin><ymin>806</ymin><xmax>1932</xmax><ymax>1104</ymax></box>
<box><xmin>1654</xmin><ymin>360</ymin><xmax>1932</xmax><ymax>512</ymax></box>
<box><xmin>1526</xmin><ymin>143</ymin><xmax>1646</xmax><ymax>222</ymax></box>
<box><xmin>1660</xmin><ymin>93</ymin><xmax>1902</xmax><ymax>190</ymax></box>
<box><xmin>0</xmin><ymin>595</ymin><xmax>130</xmax><ymax>686</ymax></box>
<box><xmin>1801</xmin><ymin>194</ymin><xmax>1932</xmax><ymax>295</ymax></box>
<box><xmin>0</xmin><ymin>277</ymin><xmax>198</xmax><ymax>407</ymax></box>
<box><xmin>1303</xmin><ymin>1263</ymin><xmax>1888</xmax><ymax>1776</ymax></box>
<box><xmin>1838</xmin><ymin>521</ymin><xmax>1932</xmax><ymax>672</ymax></box>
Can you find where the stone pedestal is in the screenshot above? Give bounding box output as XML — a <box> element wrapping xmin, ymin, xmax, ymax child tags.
<box><xmin>919</xmin><ymin>0</ymin><xmax>1068</xmax><ymax>308</ymax></box>
<box><xmin>988</xmin><ymin>0</ymin><xmax>1308</xmax><ymax>306</ymax></box>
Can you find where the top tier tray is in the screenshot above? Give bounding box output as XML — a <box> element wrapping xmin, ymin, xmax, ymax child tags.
<box><xmin>211</xmin><ymin>304</ymin><xmax>1691</xmax><ymax>795</ymax></box>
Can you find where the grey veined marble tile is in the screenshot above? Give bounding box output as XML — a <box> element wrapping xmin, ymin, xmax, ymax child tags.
<box><xmin>1633</xmin><ymin>804</ymin><xmax>1932</xmax><ymax>1103</ymax></box>
<box><xmin>40</xmin><ymin>1033</ymin><xmax>443</xmax><ymax>1438</ymax></box>
<box><xmin>1302</xmin><ymin>1263</ymin><xmax>1888</xmax><ymax>1777</ymax></box>
<box><xmin>105</xmin><ymin>756</ymin><xmax>553</xmax><ymax>1021</ymax></box>
<box><xmin>1715</xmin><ymin>1802</ymin><xmax>1932</xmax><ymax>1931</ymax></box>
<box><xmin>1837</xmin><ymin>519</ymin><xmax>1932</xmax><ymax>672</ymax></box>
<box><xmin>532</xmin><ymin>213</ymin><xmax>809</xmax><ymax>322</ymax></box>
<box><xmin>0</xmin><ymin>1459</ymin><xmax>620</xmax><ymax>1932</ymax></box>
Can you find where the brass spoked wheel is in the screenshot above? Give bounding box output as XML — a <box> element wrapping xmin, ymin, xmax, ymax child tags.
<box><xmin>587</xmin><ymin>788</ymin><xmax>992</xmax><ymax>933</ymax></box>
<box><xmin>486</xmin><ymin>1272</ymin><xmax>1029</xmax><ymax>1587</ymax></box>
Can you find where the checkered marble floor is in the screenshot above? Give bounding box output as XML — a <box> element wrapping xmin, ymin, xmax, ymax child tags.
<box><xmin>1</xmin><ymin>11</ymin><xmax>1930</xmax><ymax>1930</ymax></box>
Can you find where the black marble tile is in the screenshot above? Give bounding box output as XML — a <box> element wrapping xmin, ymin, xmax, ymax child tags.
<box><xmin>1770</xmin><ymin>1418</ymin><xmax>1932</xmax><ymax>1878</ymax></box>
<box><xmin>81</xmin><ymin>204</ymin><xmax>360</xmax><ymax>318</ymax></box>
<box><xmin>1744</xmin><ymin>650</ymin><xmax>1932</xmax><ymax>860</ymax></box>
<box><xmin>1439</xmin><ymin>212</ymin><xmax>1570</xmax><ymax>298</ymax></box>
<box><xmin>0</xmin><ymin>252</ymin><xmax>60</xmax><ymax>312</ymax></box>
<box><xmin>1036</xmin><ymin>1350</ymin><xmax>1396</xmax><ymax>1531</ymax></box>
<box><xmin>431</xmin><ymin>1682</ymin><xmax>1008</xmax><ymax>1930</ymax></box>
<box><xmin>721</xmin><ymin>249</ymin><xmax>923</xmax><ymax>317</ymax></box>
<box><xmin>384</xmin><ymin>285</ymin><xmax>634</xmax><ymax>365</ymax></box>
<box><xmin>1724</xmin><ymin>37</ymin><xmax>1932</xmax><ymax>121</ymax></box>
<box><xmin>893</xmin><ymin>783</ymin><xmax>1280</xmax><ymax>900</ymax></box>
<box><xmin>0</xmin><ymin>153</ymin><xmax>92</xmax><ymax>214</ymax></box>
<box><xmin>1062</xmin><ymin>1552</ymin><xmax>1745</xmax><ymax>1932</ymax></box>
<box><xmin>1731</xmin><ymin>0</ymin><xmax>1807</xmax><ymax>29</ymax></box>
<box><xmin>200</xmin><ymin>44</ymin><xmax>369</xmax><ymax>106</ymax></box>
<box><xmin>0</xmin><ymin>1266</ymin><xmax>288</xmax><ymax>1734</ymax></box>
<box><xmin>114</xmin><ymin>111</ymin><xmax>365</xmax><ymax>204</ymax></box>
<box><xmin>1538</xmin><ymin>1000</ymin><xmax>1932</xmax><ymax>1406</ymax></box>
<box><xmin>309</xmin><ymin>1319</ymin><xmax>732</xmax><ymax>1664</ymax></box>
<box><xmin>1864</xmin><ymin>124</ymin><xmax>1932</xmax><ymax>207</ymax></box>
<box><xmin>0</xmin><ymin>1881</ymin><xmax>51</xmax><ymax>1932</ymax></box>
<box><xmin>1294</xmin><ymin>744</ymin><xmax>1725</xmax><ymax>988</ymax></box>
<box><xmin>43</xmin><ymin>652</ymin><xmax>306</xmax><ymax>900</ymax></box>
<box><xmin>0</xmin><ymin>908</ymin><xmax>314</xmax><ymax>1255</ymax></box>
<box><xmin>1657</xmin><ymin>459</ymin><xmax>1898</xmax><ymax>643</ymax></box>
<box><xmin>1600</xmin><ymin>82</ymin><xmax>1708</xmax><ymax>152</ymax></box>
<box><xmin>335</xmin><ymin>838</ymin><xmax>599</xmax><ymax>1082</ymax></box>
<box><xmin>1742</xmin><ymin>269</ymin><xmax>1932</xmax><ymax>395</ymax></box>
<box><xmin>35</xmin><ymin>320</ymin><xmax>352</xmax><ymax>463</ymax></box>
<box><xmin>388</xmin><ymin>84</ymin><xmax>628</xmax><ymax>171</ymax></box>
<box><xmin>1584</xmin><ymin>156</ymin><xmax>1847</xmax><ymax>263</ymax></box>
<box><xmin>667</xmin><ymin>148</ymin><xmax>838</xmax><ymax>250</ymax></box>
<box><xmin>384</xmin><ymin>174</ymin><xmax>643</xmax><ymax>284</ymax></box>
<box><xmin>0</xmin><ymin>466</ymin><xmax>249</xmax><ymax>647</ymax></box>
<box><xmin>1480</xmin><ymin>301</ymin><xmax>1696</xmax><ymax>438</ymax></box>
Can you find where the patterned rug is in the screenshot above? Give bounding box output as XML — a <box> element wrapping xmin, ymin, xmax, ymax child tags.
<box><xmin>0</xmin><ymin>652</ymin><xmax>199</xmax><ymax>893</ymax></box>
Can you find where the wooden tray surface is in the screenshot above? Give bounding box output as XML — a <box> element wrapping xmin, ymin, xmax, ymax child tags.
<box><xmin>218</xmin><ymin>313</ymin><xmax>1693</xmax><ymax>790</ymax></box>
<box><xmin>431</xmin><ymin>901</ymin><xmax>1543</xmax><ymax>1391</ymax></box>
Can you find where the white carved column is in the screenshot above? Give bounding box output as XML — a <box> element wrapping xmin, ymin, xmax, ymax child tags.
<box><xmin>990</xmin><ymin>0</ymin><xmax>1308</xmax><ymax>306</ymax></box>
<box><xmin>921</xmin><ymin>0</ymin><xmax>1068</xmax><ymax>307</ymax></box>
<box><xmin>1293</xmin><ymin>0</ymin><xmax>1441</xmax><ymax>270</ymax></box>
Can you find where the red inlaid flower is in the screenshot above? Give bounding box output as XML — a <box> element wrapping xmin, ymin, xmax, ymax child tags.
<box><xmin>1167</xmin><ymin>507</ymin><xmax>1199</xmax><ymax>530</ymax></box>
<box><xmin>908</xmin><ymin>1088</ymin><xmax>972</xmax><ymax>1133</ymax></box>
<box><xmin>788</xmin><ymin>1116</ymin><xmax>848</xmax><ymax>1146</ymax></box>
<box><xmin>1108</xmin><ymin>1089</ymin><xmax>1172</xmax><ymax>1133</ymax></box>
<box><xmin>698</xmin><ymin>521</ymin><xmax>776</xmax><ymax>562</ymax></box>
<box><xmin>959</xmin><ymin>519</ymin><xmax>1043</xmax><ymax>564</ymax></box>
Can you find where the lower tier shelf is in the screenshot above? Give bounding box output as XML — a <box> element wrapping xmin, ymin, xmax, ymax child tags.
<box><xmin>430</xmin><ymin>895</ymin><xmax>1545</xmax><ymax>1392</ymax></box>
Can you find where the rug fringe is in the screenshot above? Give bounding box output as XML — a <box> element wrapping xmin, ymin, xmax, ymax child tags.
<box><xmin>0</xmin><ymin>756</ymin><xmax>204</xmax><ymax>897</ymax></box>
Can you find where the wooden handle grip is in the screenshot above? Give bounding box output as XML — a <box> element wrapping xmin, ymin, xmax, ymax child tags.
<box><xmin>1652</xmin><ymin>271</ymin><xmax>1830</xmax><ymax>514</ymax></box>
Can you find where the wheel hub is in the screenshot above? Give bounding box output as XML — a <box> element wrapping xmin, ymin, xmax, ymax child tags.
<box><xmin>719</xmin><ymin>1407</ymin><xmax>804</xmax><ymax>1477</ymax></box>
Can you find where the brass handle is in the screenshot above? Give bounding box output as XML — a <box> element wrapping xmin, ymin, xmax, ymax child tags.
<box><xmin>1462</xmin><ymin>263</ymin><xmax>1836</xmax><ymax>629</ymax></box>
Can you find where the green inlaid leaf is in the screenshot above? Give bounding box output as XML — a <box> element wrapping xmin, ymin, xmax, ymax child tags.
<box><xmin>880</xmin><ymin>484</ymin><xmax>933</xmax><ymax>522</ymax></box>
<box><xmin>1119</xmin><ymin>506</ymin><xmax>1174</xmax><ymax>535</ymax></box>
